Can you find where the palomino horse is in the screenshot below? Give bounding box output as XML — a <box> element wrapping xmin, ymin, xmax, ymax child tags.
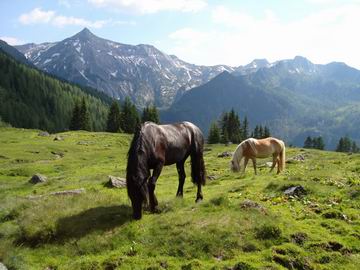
<box><xmin>126</xmin><ymin>121</ymin><xmax>206</xmax><ymax>220</ymax></box>
<box><xmin>231</xmin><ymin>137</ymin><xmax>285</xmax><ymax>174</ymax></box>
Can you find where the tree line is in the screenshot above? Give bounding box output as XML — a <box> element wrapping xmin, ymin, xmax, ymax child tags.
<box><xmin>0</xmin><ymin>51</ymin><xmax>108</xmax><ymax>132</ymax></box>
<box><xmin>303</xmin><ymin>135</ymin><xmax>359</xmax><ymax>152</ymax></box>
<box><xmin>70</xmin><ymin>96</ymin><xmax>160</xmax><ymax>133</ymax></box>
<box><xmin>207</xmin><ymin>109</ymin><xmax>271</xmax><ymax>144</ymax></box>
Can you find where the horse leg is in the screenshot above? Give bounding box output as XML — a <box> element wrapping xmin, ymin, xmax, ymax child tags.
<box><xmin>270</xmin><ymin>154</ymin><xmax>277</xmax><ymax>172</ymax></box>
<box><xmin>252</xmin><ymin>158</ymin><xmax>257</xmax><ymax>175</ymax></box>
<box><xmin>276</xmin><ymin>156</ymin><xmax>281</xmax><ymax>174</ymax></box>
<box><xmin>148</xmin><ymin>163</ymin><xmax>163</xmax><ymax>212</ymax></box>
<box><xmin>195</xmin><ymin>182</ymin><xmax>203</xmax><ymax>203</ymax></box>
<box><xmin>176</xmin><ymin>161</ymin><xmax>186</xmax><ymax>197</ymax></box>
<box><xmin>243</xmin><ymin>157</ymin><xmax>249</xmax><ymax>173</ymax></box>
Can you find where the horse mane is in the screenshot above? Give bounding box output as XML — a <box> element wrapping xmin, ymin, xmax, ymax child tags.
<box><xmin>126</xmin><ymin>125</ymin><xmax>144</xmax><ymax>178</ymax></box>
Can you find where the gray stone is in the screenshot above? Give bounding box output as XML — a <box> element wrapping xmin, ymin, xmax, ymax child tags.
<box><xmin>38</xmin><ymin>131</ymin><xmax>50</xmax><ymax>137</ymax></box>
<box><xmin>107</xmin><ymin>175</ymin><xmax>126</xmax><ymax>188</ymax></box>
<box><xmin>0</xmin><ymin>262</ymin><xmax>8</xmax><ymax>270</ymax></box>
<box><xmin>217</xmin><ymin>151</ymin><xmax>233</xmax><ymax>158</ymax></box>
<box><xmin>29</xmin><ymin>174</ymin><xmax>47</xmax><ymax>184</ymax></box>
<box><xmin>53</xmin><ymin>135</ymin><xmax>63</xmax><ymax>141</ymax></box>
<box><xmin>284</xmin><ymin>186</ymin><xmax>307</xmax><ymax>197</ymax></box>
<box><xmin>50</xmin><ymin>188</ymin><xmax>85</xmax><ymax>196</ymax></box>
<box><xmin>240</xmin><ymin>199</ymin><xmax>266</xmax><ymax>212</ymax></box>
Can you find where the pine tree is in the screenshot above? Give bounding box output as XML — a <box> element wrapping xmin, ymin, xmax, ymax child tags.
<box><xmin>70</xmin><ymin>101</ymin><xmax>81</xmax><ymax>130</ymax></box>
<box><xmin>259</xmin><ymin>125</ymin><xmax>264</xmax><ymax>139</ymax></box>
<box><xmin>120</xmin><ymin>97</ymin><xmax>140</xmax><ymax>133</ymax></box>
<box><xmin>336</xmin><ymin>137</ymin><xmax>344</xmax><ymax>152</ymax></box>
<box><xmin>264</xmin><ymin>126</ymin><xmax>271</xmax><ymax>138</ymax></box>
<box><xmin>304</xmin><ymin>136</ymin><xmax>313</xmax><ymax>148</ymax></box>
<box><xmin>106</xmin><ymin>101</ymin><xmax>121</xmax><ymax>132</ymax></box>
<box><xmin>315</xmin><ymin>136</ymin><xmax>325</xmax><ymax>150</ymax></box>
<box><xmin>142</xmin><ymin>105</ymin><xmax>159</xmax><ymax>124</ymax></box>
<box><xmin>208</xmin><ymin>122</ymin><xmax>221</xmax><ymax>144</ymax></box>
<box><xmin>253</xmin><ymin>125</ymin><xmax>260</xmax><ymax>139</ymax></box>
<box><xmin>221</xmin><ymin>129</ymin><xmax>229</xmax><ymax>144</ymax></box>
<box><xmin>351</xmin><ymin>141</ymin><xmax>358</xmax><ymax>153</ymax></box>
<box><xmin>242</xmin><ymin>116</ymin><xmax>249</xmax><ymax>141</ymax></box>
<box><xmin>80</xmin><ymin>98</ymin><xmax>91</xmax><ymax>131</ymax></box>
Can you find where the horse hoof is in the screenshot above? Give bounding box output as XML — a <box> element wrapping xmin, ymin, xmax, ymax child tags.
<box><xmin>195</xmin><ymin>198</ymin><xmax>203</xmax><ymax>203</ymax></box>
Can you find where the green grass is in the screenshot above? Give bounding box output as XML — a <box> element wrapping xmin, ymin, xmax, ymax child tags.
<box><xmin>0</xmin><ymin>127</ymin><xmax>359</xmax><ymax>269</ymax></box>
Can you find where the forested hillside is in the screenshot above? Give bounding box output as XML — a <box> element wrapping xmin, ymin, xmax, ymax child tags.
<box><xmin>0</xmin><ymin>52</ymin><xmax>109</xmax><ymax>132</ymax></box>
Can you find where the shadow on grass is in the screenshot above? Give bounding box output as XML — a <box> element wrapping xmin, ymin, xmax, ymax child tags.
<box><xmin>17</xmin><ymin>205</ymin><xmax>132</xmax><ymax>247</ymax></box>
<box><xmin>55</xmin><ymin>205</ymin><xmax>132</xmax><ymax>241</ymax></box>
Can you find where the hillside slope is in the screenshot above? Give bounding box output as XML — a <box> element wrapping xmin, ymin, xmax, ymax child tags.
<box><xmin>164</xmin><ymin>57</ymin><xmax>360</xmax><ymax>148</ymax></box>
<box><xmin>0</xmin><ymin>51</ymin><xmax>109</xmax><ymax>132</ymax></box>
<box><xmin>0</xmin><ymin>128</ymin><xmax>359</xmax><ymax>269</ymax></box>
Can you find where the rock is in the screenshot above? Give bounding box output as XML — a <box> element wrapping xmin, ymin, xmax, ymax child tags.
<box><xmin>29</xmin><ymin>174</ymin><xmax>47</xmax><ymax>184</ymax></box>
<box><xmin>38</xmin><ymin>131</ymin><xmax>50</xmax><ymax>137</ymax></box>
<box><xmin>207</xmin><ymin>175</ymin><xmax>218</xmax><ymax>181</ymax></box>
<box><xmin>53</xmin><ymin>135</ymin><xmax>63</xmax><ymax>141</ymax></box>
<box><xmin>77</xmin><ymin>141</ymin><xmax>88</xmax><ymax>145</ymax></box>
<box><xmin>286</xmin><ymin>154</ymin><xmax>306</xmax><ymax>163</ymax></box>
<box><xmin>51</xmin><ymin>151</ymin><xmax>64</xmax><ymax>158</ymax></box>
<box><xmin>291</xmin><ymin>232</ymin><xmax>308</xmax><ymax>245</ymax></box>
<box><xmin>217</xmin><ymin>151</ymin><xmax>233</xmax><ymax>158</ymax></box>
<box><xmin>50</xmin><ymin>188</ymin><xmax>85</xmax><ymax>196</ymax></box>
<box><xmin>265</xmin><ymin>161</ymin><xmax>273</xmax><ymax>167</ymax></box>
<box><xmin>283</xmin><ymin>186</ymin><xmax>307</xmax><ymax>197</ymax></box>
<box><xmin>0</xmin><ymin>262</ymin><xmax>8</xmax><ymax>270</ymax></box>
<box><xmin>106</xmin><ymin>175</ymin><xmax>126</xmax><ymax>188</ymax></box>
<box><xmin>240</xmin><ymin>199</ymin><xmax>266</xmax><ymax>212</ymax></box>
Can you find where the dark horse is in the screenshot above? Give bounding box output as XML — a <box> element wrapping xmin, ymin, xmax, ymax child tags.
<box><xmin>126</xmin><ymin>121</ymin><xmax>206</xmax><ymax>219</ymax></box>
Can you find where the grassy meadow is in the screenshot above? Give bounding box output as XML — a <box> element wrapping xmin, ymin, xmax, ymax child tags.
<box><xmin>0</xmin><ymin>127</ymin><xmax>359</xmax><ymax>269</ymax></box>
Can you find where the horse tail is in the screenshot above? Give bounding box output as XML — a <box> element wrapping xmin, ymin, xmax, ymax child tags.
<box><xmin>279</xmin><ymin>142</ymin><xmax>286</xmax><ymax>172</ymax></box>
<box><xmin>190</xmin><ymin>127</ymin><xmax>206</xmax><ymax>186</ymax></box>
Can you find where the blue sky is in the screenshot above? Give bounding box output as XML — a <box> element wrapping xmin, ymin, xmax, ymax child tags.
<box><xmin>1</xmin><ymin>0</ymin><xmax>360</xmax><ymax>68</ymax></box>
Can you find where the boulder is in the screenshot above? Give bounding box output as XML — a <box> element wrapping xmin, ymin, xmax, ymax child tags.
<box><xmin>50</xmin><ymin>188</ymin><xmax>85</xmax><ymax>196</ymax></box>
<box><xmin>284</xmin><ymin>186</ymin><xmax>307</xmax><ymax>197</ymax></box>
<box><xmin>38</xmin><ymin>131</ymin><xmax>50</xmax><ymax>137</ymax></box>
<box><xmin>53</xmin><ymin>136</ymin><xmax>63</xmax><ymax>141</ymax></box>
<box><xmin>29</xmin><ymin>174</ymin><xmax>47</xmax><ymax>184</ymax></box>
<box><xmin>106</xmin><ymin>175</ymin><xmax>126</xmax><ymax>188</ymax></box>
<box><xmin>217</xmin><ymin>151</ymin><xmax>233</xmax><ymax>158</ymax></box>
<box><xmin>0</xmin><ymin>262</ymin><xmax>8</xmax><ymax>270</ymax></box>
<box><xmin>240</xmin><ymin>199</ymin><xmax>266</xmax><ymax>213</ymax></box>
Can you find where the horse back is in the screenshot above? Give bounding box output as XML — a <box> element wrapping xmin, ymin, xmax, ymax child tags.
<box><xmin>143</xmin><ymin>122</ymin><xmax>198</xmax><ymax>166</ymax></box>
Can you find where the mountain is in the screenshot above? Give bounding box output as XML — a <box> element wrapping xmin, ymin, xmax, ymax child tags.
<box><xmin>0</xmin><ymin>39</ymin><xmax>34</xmax><ymax>66</ymax></box>
<box><xmin>0</xmin><ymin>50</ymin><xmax>109</xmax><ymax>132</ymax></box>
<box><xmin>164</xmin><ymin>56</ymin><xmax>360</xmax><ymax>148</ymax></box>
<box><xmin>16</xmin><ymin>28</ymin><xmax>235</xmax><ymax>108</ymax></box>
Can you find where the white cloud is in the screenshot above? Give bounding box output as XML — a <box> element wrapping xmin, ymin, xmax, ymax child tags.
<box><xmin>0</xmin><ymin>36</ymin><xmax>25</xmax><ymax>45</ymax></box>
<box><xmin>18</xmin><ymin>8</ymin><xmax>107</xmax><ymax>29</ymax></box>
<box><xmin>58</xmin><ymin>0</ymin><xmax>71</xmax><ymax>8</ymax></box>
<box><xmin>167</xmin><ymin>4</ymin><xmax>360</xmax><ymax>69</ymax></box>
<box><xmin>88</xmin><ymin>0</ymin><xmax>207</xmax><ymax>14</ymax></box>
<box><xmin>19</xmin><ymin>8</ymin><xmax>55</xmax><ymax>24</ymax></box>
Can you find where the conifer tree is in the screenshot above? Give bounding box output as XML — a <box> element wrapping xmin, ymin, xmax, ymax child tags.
<box><xmin>253</xmin><ymin>125</ymin><xmax>260</xmax><ymax>139</ymax></box>
<box><xmin>242</xmin><ymin>116</ymin><xmax>249</xmax><ymax>141</ymax></box>
<box><xmin>80</xmin><ymin>98</ymin><xmax>91</xmax><ymax>131</ymax></box>
<box><xmin>208</xmin><ymin>122</ymin><xmax>221</xmax><ymax>144</ymax></box>
<box><xmin>120</xmin><ymin>97</ymin><xmax>140</xmax><ymax>133</ymax></box>
<box><xmin>70</xmin><ymin>101</ymin><xmax>81</xmax><ymax>130</ymax></box>
<box><xmin>264</xmin><ymin>126</ymin><xmax>271</xmax><ymax>138</ymax></box>
<box><xmin>259</xmin><ymin>125</ymin><xmax>264</xmax><ymax>139</ymax></box>
<box><xmin>351</xmin><ymin>141</ymin><xmax>359</xmax><ymax>153</ymax></box>
<box><xmin>304</xmin><ymin>136</ymin><xmax>313</xmax><ymax>148</ymax></box>
<box><xmin>142</xmin><ymin>105</ymin><xmax>160</xmax><ymax>124</ymax></box>
<box><xmin>106</xmin><ymin>101</ymin><xmax>121</xmax><ymax>132</ymax></box>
